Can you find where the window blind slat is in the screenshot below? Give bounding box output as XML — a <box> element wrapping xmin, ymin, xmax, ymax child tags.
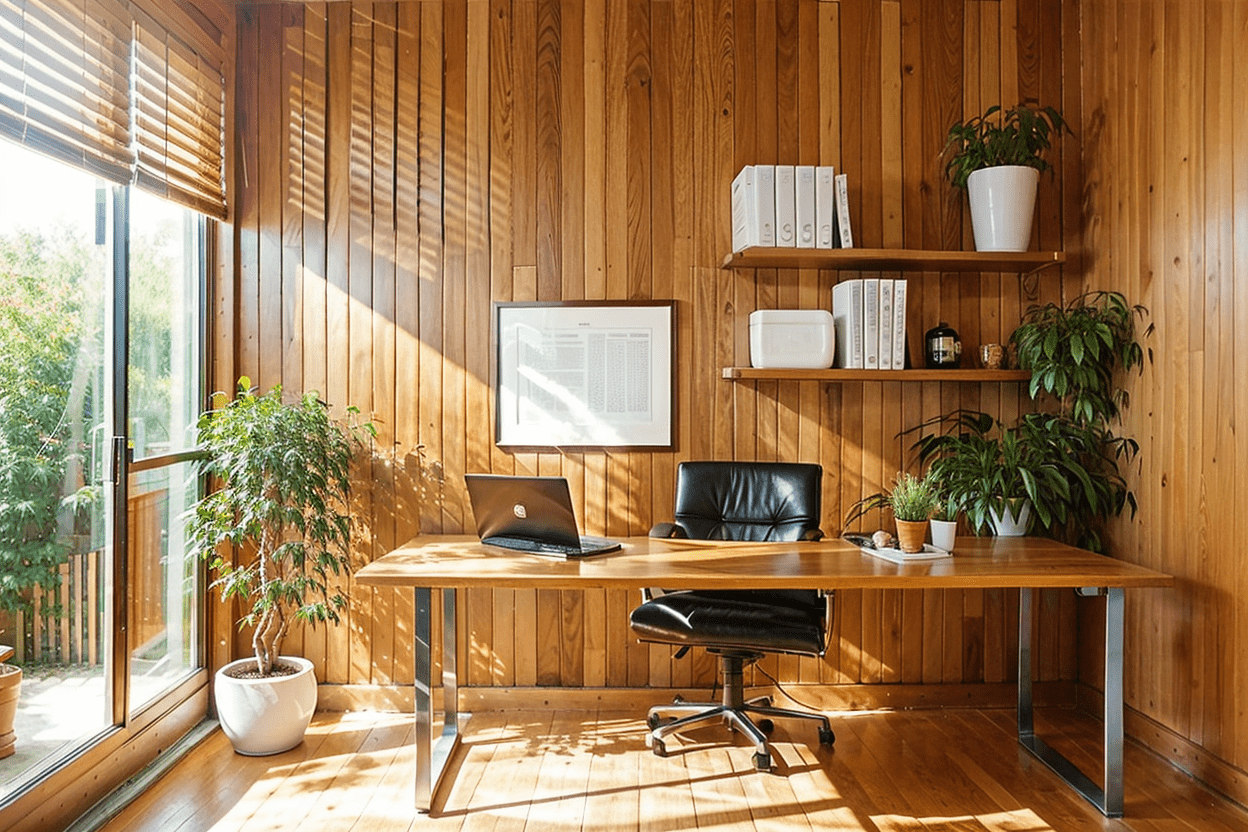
<box><xmin>0</xmin><ymin>0</ymin><xmax>226</xmax><ymax>219</ymax></box>
<box><xmin>0</xmin><ymin>0</ymin><xmax>132</xmax><ymax>185</ymax></box>
<box><xmin>131</xmin><ymin>15</ymin><xmax>225</xmax><ymax>218</ymax></box>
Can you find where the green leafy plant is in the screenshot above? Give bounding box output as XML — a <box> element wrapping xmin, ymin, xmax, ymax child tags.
<box><xmin>942</xmin><ymin>103</ymin><xmax>1069</xmax><ymax>189</ymax></box>
<box><xmin>1010</xmin><ymin>290</ymin><xmax>1150</xmax><ymax>425</ymax></box>
<box><xmin>887</xmin><ymin>472</ymin><xmax>940</xmax><ymax>522</ymax></box>
<box><xmin>932</xmin><ymin>493</ymin><xmax>961</xmax><ymax>523</ymax></box>
<box><xmin>189</xmin><ymin>378</ymin><xmax>374</xmax><ymax>676</ymax></box>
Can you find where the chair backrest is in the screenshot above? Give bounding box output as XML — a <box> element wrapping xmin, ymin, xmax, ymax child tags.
<box><xmin>671</xmin><ymin>461</ymin><xmax>823</xmax><ymax>541</ymax></box>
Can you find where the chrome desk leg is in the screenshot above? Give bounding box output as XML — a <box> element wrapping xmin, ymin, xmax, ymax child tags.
<box><xmin>1017</xmin><ymin>586</ymin><xmax>1125</xmax><ymax>818</ymax></box>
<box><xmin>414</xmin><ymin>587</ymin><xmax>467</xmax><ymax>812</ymax></box>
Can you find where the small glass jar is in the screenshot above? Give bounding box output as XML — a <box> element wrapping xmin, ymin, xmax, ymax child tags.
<box><xmin>924</xmin><ymin>322</ymin><xmax>962</xmax><ymax>368</ymax></box>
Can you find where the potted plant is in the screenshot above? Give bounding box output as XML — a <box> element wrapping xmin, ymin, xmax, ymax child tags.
<box><xmin>844</xmin><ymin>472</ymin><xmax>940</xmax><ymax>553</ymax></box>
<box><xmin>910</xmin><ymin>410</ymin><xmax>1073</xmax><ymax>537</ymax></box>
<box><xmin>1007</xmin><ymin>290</ymin><xmax>1149</xmax><ymax>549</ymax></box>
<box><xmin>888</xmin><ymin>472</ymin><xmax>940</xmax><ymax>553</ymax></box>
<box><xmin>189</xmin><ymin>378</ymin><xmax>373</xmax><ymax>756</ymax></box>
<box><xmin>942</xmin><ymin>103</ymin><xmax>1069</xmax><ymax>251</ymax></box>
<box><xmin>929</xmin><ymin>494</ymin><xmax>960</xmax><ymax>552</ymax></box>
<box><xmin>0</xmin><ymin>639</ymin><xmax>18</xmax><ymax>759</ymax></box>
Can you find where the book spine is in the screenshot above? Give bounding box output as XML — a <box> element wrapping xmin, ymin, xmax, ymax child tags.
<box><xmin>731</xmin><ymin>165</ymin><xmax>755</xmax><ymax>250</ymax></box>
<box><xmin>756</xmin><ymin>165</ymin><xmax>776</xmax><ymax>246</ymax></box>
<box><xmin>834</xmin><ymin>172</ymin><xmax>854</xmax><ymax>248</ymax></box>
<box><xmin>879</xmin><ymin>278</ymin><xmax>894</xmax><ymax>370</ymax></box>
<box><xmin>815</xmin><ymin>166</ymin><xmax>836</xmax><ymax>249</ymax></box>
<box><xmin>892</xmin><ymin>278</ymin><xmax>908</xmax><ymax>369</ymax></box>
<box><xmin>795</xmin><ymin>165</ymin><xmax>816</xmax><ymax>248</ymax></box>
<box><xmin>863</xmin><ymin>278</ymin><xmax>879</xmax><ymax>369</ymax></box>
<box><xmin>774</xmin><ymin>165</ymin><xmax>796</xmax><ymax>247</ymax></box>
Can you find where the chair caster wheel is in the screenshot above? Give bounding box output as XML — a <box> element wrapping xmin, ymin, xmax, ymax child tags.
<box><xmin>752</xmin><ymin>751</ymin><xmax>772</xmax><ymax>771</ymax></box>
<box><xmin>672</xmin><ymin>694</ymin><xmax>685</xmax><ymax>705</ymax></box>
<box><xmin>757</xmin><ymin>718</ymin><xmax>774</xmax><ymax>735</ymax></box>
<box><xmin>647</xmin><ymin>713</ymin><xmax>664</xmax><ymax>730</ymax></box>
<box><xmin>818</xmin><ymin>727</ymin><xmax>835</xmax><ymax>746</ymax></box>
<box><xmin>652</xmin><ymin>739</ymin><xmax>668</xmax><ymax>758</ymax></box>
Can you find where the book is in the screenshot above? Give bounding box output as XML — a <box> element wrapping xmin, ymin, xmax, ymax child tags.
<box><xmin>834</xmin><ymin>172</ymin><xmax>854</xmax><ymax>248</ymax></box>
<box><xmin>795</xmin><ymin>165</ymin><xmax>816</xmax><ymax>248</ymax></box>
<box><xmin>831</xmin><ymin>278</ymin><xmax>864</xmax><ymax>368</ymax></box>
<box><xmin>878</xmin><ymin>278</ymin><xmax>894</xmax><ymax>370</ymax></box>
<box><xmin>815</xmin><ymin>166</ymin><xmax>836</xmax><ymax>249</ymax></box>
<box><xmin>730</xmin><ymin>165</ymin><xmax>776</xmax><ymax>250</ymax></box>
<box><xmin>774</xmin><ymin>165</ymin><xmax>796</xmax><ymax>247</ymax></box>
<box><xmin>891</xmin><ymin>278</ymin><xmax>908</xmax><ymax>369</ymax></box>
<box><xmin>863</xmin><ymin>278</ymin><xmax>879</xmax><ymax>369</ymax></box>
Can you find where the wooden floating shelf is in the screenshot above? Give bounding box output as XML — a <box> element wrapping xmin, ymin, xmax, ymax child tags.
<box><xmin>722</xmin><ymin>367</ymin><xmax>1033</xmax><ymax>383</ymax></box>
<box><xmin>720</xmin><ymin>247</ymin><xmax>1066</xmax><ymax>275</ymax></box>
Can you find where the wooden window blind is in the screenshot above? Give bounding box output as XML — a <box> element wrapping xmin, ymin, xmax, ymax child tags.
<box><xmin>0</xmin><ymin>0</ymin><xmax>133</xmax><ymax>183</ymax></box>
<box><xmin>132</xmin><ymin>7</ymin><xmax>226</xmax><ymax>219</ymax></box>
<box><xmin>0</xmin><ymin>0</ymin><xmax>226</xmax><ymax>218</ymax></box>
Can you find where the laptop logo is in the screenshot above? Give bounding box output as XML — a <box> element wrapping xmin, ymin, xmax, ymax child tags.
<box><xmin>513</xmin><ymin>503</ymin><xmax>527</xmax><ymax>519</ymax></box>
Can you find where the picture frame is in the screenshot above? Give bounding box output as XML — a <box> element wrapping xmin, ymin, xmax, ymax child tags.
<box><xmin>495</xmin><ymin>301</ymin><xmax>674</xmax><ymax>448</ymax></box>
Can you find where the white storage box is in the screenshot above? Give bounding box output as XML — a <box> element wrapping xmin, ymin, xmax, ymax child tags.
<box><xmin>748</xmin><ymin>309</ymin><xmax>836</xmax><ymax>369</ymax></box>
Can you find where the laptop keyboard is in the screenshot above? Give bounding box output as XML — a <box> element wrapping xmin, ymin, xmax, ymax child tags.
<box><xmin>484</xmin><ymin>535</ymin><xmax>586</xmax><ymax>555</ymax></box>
<box><xmin>484</xmin><ymin>534</ymin><xmax>620</xmax><ymax>556</ymax></box>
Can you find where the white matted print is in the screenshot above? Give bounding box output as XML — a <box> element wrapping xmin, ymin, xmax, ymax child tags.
<box><xmin>495</xmin><ymin>301</ymin><xmax>674</xmax><ymax>448</ymax></box>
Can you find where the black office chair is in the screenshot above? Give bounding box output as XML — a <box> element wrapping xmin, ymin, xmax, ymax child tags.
<box><xmin>629</xmin><ymin>461</ymin><xmax>836</xmax><ymax>770</ymax></box>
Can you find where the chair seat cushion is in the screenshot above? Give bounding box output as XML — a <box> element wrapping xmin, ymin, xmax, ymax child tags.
<box><xmin>629</xmin><ymin>590</ymin><xmax>825</xmax><ymax>656</ymax></box>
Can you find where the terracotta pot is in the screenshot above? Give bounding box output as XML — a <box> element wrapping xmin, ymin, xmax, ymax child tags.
<box><xmin>214</xmin><ymin>656</ymin><xmax>317</xmax><ymax>756</ymax></box>
<box><xmin>894</xmin><ymin>518</ymin><xmax>929</xmax><ymax>554</ymax></box>
<box><xmin>0</xmin><ymin>663</ymin><xmax>22</xmax><ymax>760</ymax></box>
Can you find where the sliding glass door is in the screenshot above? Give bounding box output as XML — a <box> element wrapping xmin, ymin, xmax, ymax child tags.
<box><xmin>0</xmin><ymin>139</ymin><xmax>206</xmax><ymax>797</ymax></box>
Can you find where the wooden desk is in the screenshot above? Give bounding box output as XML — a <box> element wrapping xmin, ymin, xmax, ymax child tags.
<box><xmin>356</xmin><ymin>534</ymin><xmax>1172</xmax><ymax>816</ymax></box>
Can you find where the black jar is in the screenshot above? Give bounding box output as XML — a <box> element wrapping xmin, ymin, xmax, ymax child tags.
<box><xmin>924</xmin><ymin>321</ymin><xmax>962</xmax><ymax>368</ymax></box>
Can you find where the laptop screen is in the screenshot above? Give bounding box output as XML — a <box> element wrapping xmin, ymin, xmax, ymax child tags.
<box><xmin>464</xmin><ymin>474</ymin><xmax>584</xmax><ymax>548</ymax></box>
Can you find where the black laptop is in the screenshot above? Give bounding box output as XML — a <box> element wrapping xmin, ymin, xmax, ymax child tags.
<box><xmin>464</xmin><ymin>474</ymin><xmax>622</xmax><ymax>557</ymax></box>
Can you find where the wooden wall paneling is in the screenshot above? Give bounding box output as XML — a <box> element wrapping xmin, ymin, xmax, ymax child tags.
<box><xmin>234</xmin><ymin>4</ymin><xmax>259</xmax><ymax>392</ymax></box>
<box><xmin>463</xmin><ymin>0</ymin><xmax>495</xmax><ymax>688</ymax></box>
<box><xmin>392</xmin><ymin>0</ymin><xmax>419</xmax><ymax>688</ymax></box>
<box><xmin>1234</xmin><ymin>0</ymin><xmax>1248</xmax><ymax>771</ymax></box>
<box><xmin>278</xmin><ymin>2</ymin><xmax>307</xmax><ymax>662</ymax></box>
<box><xmin>369</xmin><ymin>2</ymin><xmax>398</xmax><ymax>687</ymax></box>
<box><xmin>346</xmin><ymin>4</ymin><xmax>376</xmax><ymax>687</ymax></box>
<box><xmin>257</xmin><ymin>4</ymin><xmax>284</xmax><ymax>393</ymax></box>
<box><xmin>321</xmin><ymin>1</ymin><xmax>351</xmax><ymax>684</ymax></box>
<box><xmin>224</xmin><ymin>0</ymin><xmax>1098</xmax><ymax>710</ymax></box>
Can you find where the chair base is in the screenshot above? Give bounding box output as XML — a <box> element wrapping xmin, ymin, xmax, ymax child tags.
<box><xmin>644</xmin><ymin>650</ymin><xmax>835</xmax><ymax>770</ymax></box>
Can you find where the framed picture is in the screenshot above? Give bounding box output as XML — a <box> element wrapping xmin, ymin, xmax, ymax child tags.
<box><xmin>495</xmin><ymin>301</ymin><xmax>674</xmax><ymax>448</ymax></box>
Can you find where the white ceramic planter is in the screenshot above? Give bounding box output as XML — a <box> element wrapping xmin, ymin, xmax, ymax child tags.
<box><xmin>215</xmin><ymin>656</ymin><xmax>317</xmax><ymax>756</ymax></box>
<box><xmin>930</xmin><ymin>519</ymin><xmax>957</xmax><ymax>552</ymax></box>
<box><xmin>967</xmin><ymin>165</ymin><xmax>1039</xmax><ymax>252</ymax></box>
<box><xmin>989</xmin><ymin>501</ymin><xmax>1032</xmax><ymax>537</ymax></box>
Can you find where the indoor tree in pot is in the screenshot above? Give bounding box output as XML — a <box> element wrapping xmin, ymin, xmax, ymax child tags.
<box><xmin>189</xmin><ymin>378</ymin><xmax>373</xmax><ymax>756</ymax></box>
<box><xmin>943</xmin><ymin>103</ymin><xmax>1069</xmax><ymax>252</ymax></box>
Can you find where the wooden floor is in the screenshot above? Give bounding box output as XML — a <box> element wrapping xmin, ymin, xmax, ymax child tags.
<box><xmin>99</xmin><ymin>705</ymin><xmax>1248</xmax><ymax>831</ymax></box>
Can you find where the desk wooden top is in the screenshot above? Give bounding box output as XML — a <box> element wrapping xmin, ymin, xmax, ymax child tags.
<box><xmin>356</xmin><ymin>535</ymin><xmax>1173</xmax><ymax>591</ymax></box>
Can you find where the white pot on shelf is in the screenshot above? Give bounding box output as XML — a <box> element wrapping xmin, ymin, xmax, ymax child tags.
<box><xmin>967</xmin><ymin>165</ymin><xmax>1039</xmax><ymax>252</ymax></box>
<box><xmin>930</xmin><ymin>519</ymin><xmax>958</xmax><ymax>552</ymax></box>
<box><xmin>214</xmin><ymin>656</ymin><xmax>317</xmax><ymax>756</ymax></box>
<box><xmin>989</xmin><ymin>500</ymin><xmax>1032</xmax><ymax>537</ymax></box>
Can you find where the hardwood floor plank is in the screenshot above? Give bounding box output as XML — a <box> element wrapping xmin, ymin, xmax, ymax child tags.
<box><xmin>99</xmin><ymin>708</ymin><xmax>1248</xmax><ymax>832</ymax></box>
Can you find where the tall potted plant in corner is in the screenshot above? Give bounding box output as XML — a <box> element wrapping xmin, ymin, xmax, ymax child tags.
<box><xmin>943</xmin><ymin>103</ymin><xmax>1069</xmax><ymax>252</ymax></box>
<box><xmin>189</xmin><ymin>378</ymin><xmax>373</xmax><ymax>756</ymax></box>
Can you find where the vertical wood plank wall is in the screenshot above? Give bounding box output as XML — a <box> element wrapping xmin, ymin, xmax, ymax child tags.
<box><xmin>1082</xmin><ymin>0</ymin><xmax>1248</xmax><ymax>796</ymax></box>
<box><xmin>224</xmin><ymin>1</ymin><xmax>1080</xmax><ymax>696</ymax></box>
